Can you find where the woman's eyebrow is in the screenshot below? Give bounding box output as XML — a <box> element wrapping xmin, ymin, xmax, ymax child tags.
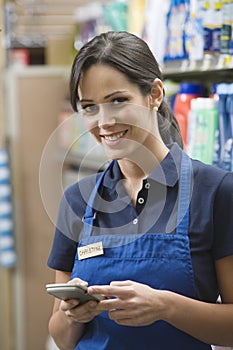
<box><xmin>80</xmin><ymin>90</ymin><xmax>128</xmax><ymax>103</ymax></box>
<box><xmin>104</xmin><ymin>90</ymin><xmax>127</xmax><ymax>100</ymax></box>
<box><xmin>80</xmin><ymin>98</ymin><xmax>93</xmax><ymax>103</ymax></box>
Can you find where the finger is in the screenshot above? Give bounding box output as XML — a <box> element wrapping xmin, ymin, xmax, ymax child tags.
<box><xmin>115</xmin><ymin>318</ymin><xmax>137</xmax><ymax>326</ymax></box>
<box><xmin>109</xmin><ymin>307</ymin><xmax>130</xmax><ymax>317</ymax></box>
<box><xmin>97</xmin><ymin>298</ymin><xmax>124</xmax><ymax>311</ymax></box>
<box><xmin>110</xmin><ymin>280</ymin><xmax>133</xmax><ymax>287</ymax></box>
<box><xmin>68</xmin><ymin>277</ymin><xmax>88</xmax><ymax>287</ymax></box>
<box><xmin>88</xmin><ymin>285</ymin><xmax>128</xmax><ymax>298</ymax></box>
<box><xmin>60</xmin><ymin>299</ymin><xmax>80</xmax><ymax>311</ymax></box>
<box><xmin>66</xmin><ymin>300</ymin><xmax>100</xmax><ymax>323</ymax></box>
<box><xmin>109</xmin><ymin>308</ymin><xmax>133</xmax><ymax>322</ymax></box>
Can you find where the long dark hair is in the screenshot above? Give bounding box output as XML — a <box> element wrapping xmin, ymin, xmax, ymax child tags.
<box><xmin>70</xmin><ymin>31</ymin><xmax>183</xmax><ymax>148</ymax></box>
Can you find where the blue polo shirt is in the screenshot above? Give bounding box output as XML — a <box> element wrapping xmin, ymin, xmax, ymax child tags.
<box><xmin>48</xmin><ymin>143</ymin><xmax>233</xmax><ymax>302</ymax></box>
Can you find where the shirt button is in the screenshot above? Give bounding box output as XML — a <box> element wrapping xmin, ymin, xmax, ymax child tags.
<box><xmin>138</xmin><ymin>197</ymin><xmax>144</xmax><ymax>204</ymax></box>
<box><xmin>145</xmin><ymin>182</ymin><xmax>150</xmax><ymax>189</ymax></box>
<box><xmin>133</xmin><ymin>218</ymin><xmax>138</xmax><ymax>225</ymax></box>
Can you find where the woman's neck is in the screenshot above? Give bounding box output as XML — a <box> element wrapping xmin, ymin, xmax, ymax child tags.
<box><xmin>118</xmin><ymin>142</ymin><xmax>169</xmax><ymax>182</ymax></box>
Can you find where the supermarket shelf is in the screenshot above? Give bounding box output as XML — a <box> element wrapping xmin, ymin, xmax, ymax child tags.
<box><xmin>4</xmin><ymin>0</ymin><xmax>110</xmax><ymax>47</ymax></box>
<box><xmin>163</xmin><ymin>55</ymin><xmax>233</xmax><ymax>82</ymax></box>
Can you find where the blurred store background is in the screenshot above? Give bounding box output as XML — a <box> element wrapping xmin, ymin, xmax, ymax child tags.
<box><xmin>0</xmin><ymin>0</ymin><xmax>232</xmax><ymax>349</ymax></box>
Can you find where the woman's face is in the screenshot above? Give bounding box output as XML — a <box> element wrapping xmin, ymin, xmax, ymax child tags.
<box><xmin>78</xmin><ymin>64</ymin><xmax>159</xmax><ymax>161</ymax></box>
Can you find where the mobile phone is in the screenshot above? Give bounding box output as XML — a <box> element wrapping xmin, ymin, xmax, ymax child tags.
<box><xmin>46</xmin><ymin>283</ymin><xmax>105</xmax><ymax>304</ymax></box>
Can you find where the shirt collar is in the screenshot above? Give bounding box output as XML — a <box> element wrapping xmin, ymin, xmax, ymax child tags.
<box><xmin>102</xmin><ymin>143</ymin><xmax>181</xmax><ymax>189</ymax></box>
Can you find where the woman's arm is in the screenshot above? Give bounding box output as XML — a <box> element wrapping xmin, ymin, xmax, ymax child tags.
<box><xmin>162</xmin><ymin>255</ymin><xmax>233</xmax><ymax>346</ymax></box>
<box><xmin>48</xmin><ymin>270</ymin><xmax>105</xmax><ymax>350</ymax></box>
<box><xmin>89</xmin><ymin>255</ymin><xmax>233</xmax><ymax>347</ymax></box>
<box><xmin>48</xmin><ymin>271</ymin><xmax>86</xmax><ymax>350</ymax></box>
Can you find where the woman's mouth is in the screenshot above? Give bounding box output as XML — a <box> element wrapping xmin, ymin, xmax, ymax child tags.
<box><xmin>101</xmin><ymin>130</ymin><xmax>127</xmax><ymax>142</ymax></box>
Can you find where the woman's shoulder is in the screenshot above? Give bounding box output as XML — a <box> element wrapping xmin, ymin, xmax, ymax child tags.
<box><xmin>190</xmin><ymin>159</ymin><xmax>233</xmax><ymax>213</ymax></box>
<box><xmin>63</xmin><ymin>172</ymin><xmax>103</xmax><ymax>206</ymax></box>
<box><xmin>191</xmin><ymin>158</ymin><xmax>233</xmax><ymax>187</ymax></box>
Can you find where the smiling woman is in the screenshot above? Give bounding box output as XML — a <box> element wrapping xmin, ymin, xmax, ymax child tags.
<box><xmin>47</xmin><ymin>31</ymin><xmax>233</xmax><ymax>350</ymax></box>
<box><xmin>77</xmin><ymin>63</ymin><xmax>164</xmax><ymax>161</ymax></box>
<box><xmin>70</xmin><ymin>31</ymin><xmax>183</xmax><ymax>149</ymax></box>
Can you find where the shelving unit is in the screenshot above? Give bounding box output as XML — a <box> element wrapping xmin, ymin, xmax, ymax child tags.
<box><xmin>0</xmin><ymin>2</ymin><xmax>15</xmax><ymax>350</ymax></box>
<box><xmin>5</xmin><ymin>66</ymin><xmax>69</xmax><ymax>350</ymax></box>
<box><xmin>5</xmin><ymin>0</ymin><xmax>110</xmax><ymax>48</ymax></box>
<box><xmin>163</xmin><ymin>57</ymin><xmax>233</xmax><ymax>83</ymax></box>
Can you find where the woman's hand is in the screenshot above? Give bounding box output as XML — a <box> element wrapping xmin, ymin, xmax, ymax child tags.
<box><xmin>59</xmin><ymin>277</ymin><xmax>105</xmax><ymax>324</ymax></box>
<box><xmin>89</xmin><ymin>280</ymin><xmax>166</xmax><ymax>327</ymax></box>
<box><xmin>60</xmin><ymin>298</ymin><xmax>100</xmax><ymax>324</ymax></box>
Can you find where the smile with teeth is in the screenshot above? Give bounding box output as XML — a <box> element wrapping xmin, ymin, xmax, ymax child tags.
<box><xmin>102</xmin><ymin>130</ymin><xmax>127</xmax><ymax>141</ymax></box>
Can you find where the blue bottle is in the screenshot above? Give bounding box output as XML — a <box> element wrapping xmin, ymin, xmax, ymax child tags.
<box><xmin>217</xmin><ymin>84</ymin><xmax>232</xmax><ymax>171</ymax></box>
<box><xmin>213</xmin><ymin>84</ymin><xmax>227</xmax><ymax>168</ymax></box>
<box><xmin>0</xmin><ymin>149</ymin><xmax>16</xmax><ymax>268</ymax></box>
<box><xmin>229</xmin><ymin>84</ymin><xmax>233</xmax><ymax>172</ymax></box>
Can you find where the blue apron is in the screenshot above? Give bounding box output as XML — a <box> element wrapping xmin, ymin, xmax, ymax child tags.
<box><xmin>71</xmin><ymin>152</ymin><xmax>211</xmax><ymax>350</ymax></box>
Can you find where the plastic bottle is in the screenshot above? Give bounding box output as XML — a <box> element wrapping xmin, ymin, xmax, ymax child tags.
<box><xmin>223</xmin><ymin>83</ymin><xmax>233</xmax><ymax>171</ymax></box>
<box><xmin>212</xmin><ymin>0</ymin><xmax>223</xmax><ymax>54</ymax></box>
<box><xmin>174</xmin><ymin>82</ymin><xmax>204</xmax><ymax>150</ymax></box>
<box><xmin>187</xmin><ymin>98</ymin><xmax>218</xmax><ymax>164</ymax></box>
<box><xmin>127</xmin><ymin>0</ymin><xmax>146</xmax><ymax>36</ymax></box>
<box><xmin>0</xmin><ymin>149</ymin><xmax>16</xmax><ymax>268</ymax></box>
<box><xmin>203</xmin><ymin>0</ymin><xmax>214</xmax><ymax>54</ymax></box>
<box><xmin>213</xmin><ymin>83</ymin><xmax>231</xmax><ymax>169</ymax></box>
<box><xmin>142</xmin><ymin>0</ymin><xmax>168</xmax><ymax>64</ymax></box>
<box><xmin>210</xmin><ymin>83</ymin><xmax>219</xmax><ymax>102</ymax></box>
<box><xmin>164</xmin><ymin>0</ymin><xmax>189</xmax><ymax>61</ymax></box>
<box><xmin>231</xmin><ymin>0</ymin><xmax>233</xmax><ymax>56</ymax></box>
<box><xmin>163</xmin><ymin>79</ymin><xmax>180</xmax><ymax>111</ymax></box>
<box><xmin>184</xmin><ymin>0</ymin><xmax>205</xmax><ymax>61</ymax></box>
<box><xmin>220</xmin><ymin>0</ymin><xmax>232</xmax><ymax>56</ymax></box>
<box><xmin>229</xmin><ymin>84</ymin><xmax>233</xmax><ymax>171</ymax></box>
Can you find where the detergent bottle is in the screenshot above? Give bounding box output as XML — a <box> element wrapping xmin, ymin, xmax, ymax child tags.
<box><xmin>174</xmin><ymin>82</ymin><xmax>204</xmax><ymax>149</ymax></box>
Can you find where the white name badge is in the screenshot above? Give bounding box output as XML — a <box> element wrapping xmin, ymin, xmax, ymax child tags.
<box><xmin>78</xmin><ymin>241</ymin><xmax>104</xmax><ymax>260</ymax></box>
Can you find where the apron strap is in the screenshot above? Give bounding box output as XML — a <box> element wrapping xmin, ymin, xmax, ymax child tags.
<box><xmin>83</xmin><ymin>160</ymin><xmax>114</xmax><ymax>237</ymax></box>
<box><xmin>176</xmin><ymin>152</ymin><xmax>192</xmax><ymax>235</ymax></box>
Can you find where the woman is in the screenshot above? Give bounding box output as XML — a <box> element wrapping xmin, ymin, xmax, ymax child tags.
<box><xmin>47</xmin><ymin>31</ymin><xmax>233</xmax><ymax>350</ymax></box>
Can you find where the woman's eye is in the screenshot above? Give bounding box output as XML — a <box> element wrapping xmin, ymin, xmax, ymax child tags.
<box><xmin>82</xmin><ymin>104</ymin><xmax>98</xmax><ymax>114</ymax></box>
<box><xmin>111</xmin><ymin>97</ymin><xmax>128</xmax><ymax>105</ymax></box>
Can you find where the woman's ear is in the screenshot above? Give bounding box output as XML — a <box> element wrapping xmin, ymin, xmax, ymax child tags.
<box><xmin>150</xmin><ymin>78</ymin><xmax>164</xmax><ymax>110</ymax></box>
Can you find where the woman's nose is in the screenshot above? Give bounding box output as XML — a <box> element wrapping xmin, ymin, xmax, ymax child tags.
<box><xmin>98</xmin><ymin>104</ymin><xmax>116</xmax><ymax>128</ymax></box>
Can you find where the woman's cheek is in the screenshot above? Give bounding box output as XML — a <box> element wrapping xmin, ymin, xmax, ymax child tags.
<box><xmin>89</xmin><ymin>126</ymin><xmax>102</xmax><ymax>144</ymax></box>
<box><xmin>83</xmin><ymin>119</ymin><xmax>98</xmax><ymax>135</ymax></box>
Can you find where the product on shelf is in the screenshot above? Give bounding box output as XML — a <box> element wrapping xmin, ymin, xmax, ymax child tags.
<box><xmin>73</xmin><ymin>2</ymin><xmax>105</xmax><ymax>51</ymax></box>
<box><xmin>212</xmin><ymin>0</ymin><xmax>222</xmax><ymax>54</ymax></box>
<box><xmin>127</xmin><ymin>0</ymin><xmax>146</xmax><ymax>36</ymax></box>
<box><xmin>163</xmin><ymin>79</ymin><xmax>180</xmax><ymax>110</ymax></box>
<box><xmin>10</xmin><ymin>48</ymin><xmax>30</xmax><ymax>66</ymax></box>
<box><xmin>142</xmin><ymin>0</ymin><xmax>169</xmax><ymax>64</ymax></box>
<box><xmin>220</xmin><ymin>0</ymin><xmax>233</xmax><ymax>57</ymax></box>
<box><xmin>187</xmin><ymin>97</ymin><xmax>218</xmax><ymax>164</ymax></box>
<box><xmin>164</xmin><ymin>0</ymin><xmax>190</xmax><ymax>61</ymax></box>
<box><xmin>163</xmin><ymin>0</ymin><xmax>233</xmax><ymax>65</ymax></box>
<box><xmin>173</xmin><ymin>82</ymin><xmax>204</xmax><ymax>150</ymax></box>
<box><xmin>213</xmin><ymin>83</ymin><xmax>233</xmax><ymax>171</ymax></box>
<box><xmin>185</xmin><ymin>0</ymin><xmax>205</xmax><ymax>61</ymax></box>
<box><xmin>102</xmin><ymin>0</ymin><xmax>128</xmax><ymax>32</ymax></box>
<box><xmin>229</xmin><ymin>85</ymin><xmax>233</xmax><ymax>171</ymax></box>
<box><xmin>73</xmin><ymin>1</ymin><xmax>128</xmax><ymax>51</ymax></box>
<box><xmin>0</xmin><ymin>149</ymin><xmax>16</xmax><ymax>268</ymax></box>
